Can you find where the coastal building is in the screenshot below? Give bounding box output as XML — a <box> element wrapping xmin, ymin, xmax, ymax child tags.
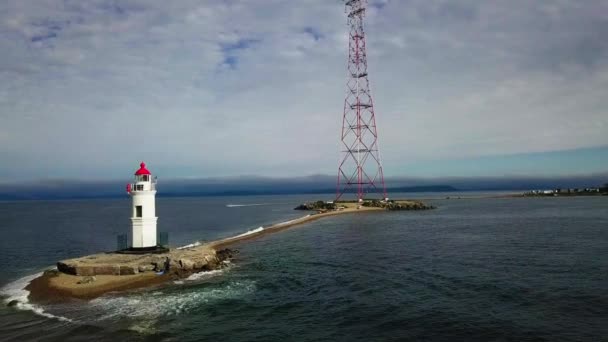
<box><xmin>126</xmin><ymin>162</ymin><xmax>158</xmax><ymax>250</ymax></box>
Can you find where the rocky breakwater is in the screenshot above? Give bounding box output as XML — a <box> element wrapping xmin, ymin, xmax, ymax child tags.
<box><xmin>57</xmin><ymin>246</ymin><xmax>235</xmax><ymax>278</ymax></box>
<box><xmin>25</xmin><ymin>246</ymin><xmax>237</xmax><ymax>301</ymax></box>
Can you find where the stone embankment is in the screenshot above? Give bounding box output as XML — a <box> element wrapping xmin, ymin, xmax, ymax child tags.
<box><xmin>57</xmin><ymin>247</ymin><xmax>236</xmax><ymax>278</ymax></box>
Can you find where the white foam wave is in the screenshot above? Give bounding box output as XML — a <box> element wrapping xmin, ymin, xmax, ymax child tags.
<box><xmin>173</xmin><ymin>269</ymin><xmax>225</xmax><ymax>284</ymax></box>
<box><xmin>276</xmin><ymin>215</ymin><xmax>311</xmax><ymax>226</ymax></box>
<box><xmin>226</xmin><ymin>203</ymin><xmax>269</xmax><ymax>207</ymax></box>
<box><xmin>177</xmin><ymin>241</ymin><xmax>202</xmax><ymax>249</ymax></box>
<box><xmin>184</xmin><ymin>269</ymin><xmax>225</xmax><ymax>281</ymax></box>
<box><xmin>90</xmin><ymin>280</ymin><xmax>256</xmax><ymax>318</ymax></box>
<box><xmin>129</xmin><ymin>319</ymin><xmax>159</xmax><ymax>335</ymax></box>
<box><xmin>0</xmin><ymin>272</ymin><xmax>72</xmax><ymax>322</ymax></box>
<box><xmin>234</xmin><ymin>227</ymin><xmax>264</xmax><ymax>238</ymax></box>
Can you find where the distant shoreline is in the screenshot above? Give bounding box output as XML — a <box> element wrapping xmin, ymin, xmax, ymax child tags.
<box><xmin>3</xmin><ymin>188</ymin><xmax>607</xmax><ymax>201</ymax></box>
<box><xmin>418</xmin><ymin>192</ymin><xmax>607</xmax><ymax>201</ymax></box>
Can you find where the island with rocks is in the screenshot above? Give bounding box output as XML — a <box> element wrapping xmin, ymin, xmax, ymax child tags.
<box><xmin>294</xmin><ymin>199</ymin><xmax>435</xmax><ymax>211</ymax></box>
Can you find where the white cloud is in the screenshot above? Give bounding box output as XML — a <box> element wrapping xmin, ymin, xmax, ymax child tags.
<box><xmin>0</xmin><ymin>0</ymin><xmax>607</xmax><ymax>180</ymax></box>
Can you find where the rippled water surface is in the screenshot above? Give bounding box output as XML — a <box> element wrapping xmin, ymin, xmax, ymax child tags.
<box><xmin>1</xmin><ymin>194</ymin><xmax>607</xmax><ymax>341</ymax></box>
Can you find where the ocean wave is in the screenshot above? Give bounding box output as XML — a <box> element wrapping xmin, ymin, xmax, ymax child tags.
<box><xmin>0</xmin><ymin>272</ymin><xmax>72</xmax><ymax>322</ymax></box>
<box><xmin>176</xmin><ymin>241</ymin><xmax>202</xmax><ymax>249</ymax></box>
<box><xmin>90</xmin><ymin>280</ymin><xmax>256</xmax><ymax>318</ymax></box>
<box><xmin>226</xmin><ymin>215</ymin><xmax>310</xmax><ymax>240</ymax></box>
<box><xmin>277</xmin><ymin>215</ymin><xmax>311</xmax><ymax>226</ymax></box>
<box><xmin>173</xmin><ymin>267</ymin><xmax>228</xmax><ymax>285</ymax></box>
<box><xmin>185</xmin><ymin>268</ymin><xmax>226</xmax><ymax>281</ymax></box>
<box><xmin>234</xmin><ymin>227</ymin><xmax>264</xmax><ymax>238</ymax></box>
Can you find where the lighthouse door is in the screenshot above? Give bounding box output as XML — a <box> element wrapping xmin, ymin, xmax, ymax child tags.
<box><xmin>136</xmin><ymin>206</ymin><xmax>142</xmax><ymax>217</ymax></box>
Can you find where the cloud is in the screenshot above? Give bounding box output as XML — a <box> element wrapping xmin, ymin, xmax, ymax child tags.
<box><xmin>0</xmin><ymin>0</ymin><xmax>607</xmax><ymax>181</ymax></box>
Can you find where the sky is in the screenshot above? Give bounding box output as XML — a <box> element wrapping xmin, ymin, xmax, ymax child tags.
<box><xmin>1</xmin><ymin>0</ymin><xmax>608</xmax><ymax>182</ymax></box>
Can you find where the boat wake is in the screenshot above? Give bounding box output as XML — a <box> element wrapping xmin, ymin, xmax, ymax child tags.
<box><xmin>0</xmin><ymin>272</ymin><xmax>72</xmax><ymax>322</ymax></box>
<box><xmin>276</xmin><ymin>215</ymin><xmax>311</xmax><ymax>226</ymax></box>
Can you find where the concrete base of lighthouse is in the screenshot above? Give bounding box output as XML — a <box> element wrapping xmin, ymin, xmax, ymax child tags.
<box><xmin>117</xmin><ymin>246</ymin><xmax>169</xmax><ymax>254</ymax></box>
<box><xmin>131</xmin><ymin>217</ymin><xmax>158</xmax><ymax>248</ymax></box>
<box><xmin>118</xmin><ymin>217</ymin><xmax>168</xmax><ymax>254</ymax></box>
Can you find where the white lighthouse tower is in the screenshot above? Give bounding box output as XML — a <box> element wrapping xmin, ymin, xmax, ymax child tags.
<box><xmin>127</xmin><ymin>162</ymin><xmax>158</xmax><ymax>249</ymax></box>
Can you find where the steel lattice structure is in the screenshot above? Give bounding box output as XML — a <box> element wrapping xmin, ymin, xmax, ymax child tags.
<box><xmin>336</xmin><ymin>0</ymin><xmax>387</xmax><ymax>201</ymax></box>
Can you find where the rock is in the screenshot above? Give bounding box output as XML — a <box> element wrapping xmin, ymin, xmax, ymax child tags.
<box><xmin>151</xmin><ymin>256</ymin><xmax>166</xmax><ymax>266</ymax></box>
<box><xmin>75</xmin><ymin>267</ymin><xmax>96</xmax><ymax>276</ymax></box>
<box><xmin>152</xmin><ymin>262</ymin><xmax>162</xmax><ymax>272</ymax></box>
<box><xmin>169</xmin><ymin>258</ymin><xmax>181</xmax><ymax>271</ymax></box>
<box><xmin>193</xmin><ymin>260</ymin><xmax>208</xmax><ymax>269</ymax></box>
<box><xmin>7</xmin><ymin>300</ymin><xmax>19</xmax><ymax>307</ymax></box>
<box><xmin>202</xmin><ymin>255</ymin><xmax>219</xmax><ymax>269</ymax></box>
<box><xmin>57</xmin><ymin>262</ymin><xmax>77</xmax><ymax>275</ymax></box>
<box><xmin>153</xmin><ymin>257</ymin><xmax>171</xmax><ymax>272</ymax></box>
<box><xmin>138</xmin><ymin>264</ymin><xmax>155</xmax><ymax>273</ymax></box>
<box><xmin>119</xmin><ymin>265</ymin><xmax>138</xmax><ymax>275</ymax></box>
<box><xmin>77</xmin><ymin>276</ymin><xmax>96</xmax><ymax>284</ymax></box>
<box><xmin>43</xmin><ymin>269</ymin><xmax>60</xmax><ymax>277</ymax></box>
<box><xmin>179</xmin><ymin>259</ymin><xmax>195</xmax><ymax>271</ymax></box>
<box><xmin>152</xmin><ymin>257</ymin><xmax>172</xmax><ymax>272</ymax></box>
<box><xmin>216</xmin><ymin>248</ymin><xmax>235</xmax><ymax>261</ymax></box>
<box><xmin>294</xmin><ymin>204</ymin><xmax>310</xmax><ymax>210</ymax></box>
<box><xmin>93</xmin><ymin>265</ymin><xmax>121</xmax><ymax>276</ymax></box>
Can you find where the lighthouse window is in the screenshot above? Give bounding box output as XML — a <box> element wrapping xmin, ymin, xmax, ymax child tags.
<box><xmin>143</xmin><ymin>175</ymin><xmax>149</xmax><ymax>181</ymax></box>
<box><xmin>136</xmin><ymin>206</ymin><xmax>142</xmax><ymax>217</ymax></box>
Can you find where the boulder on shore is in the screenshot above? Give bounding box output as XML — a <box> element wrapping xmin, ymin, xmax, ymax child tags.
<box><xmin>77</xmin><ymin>276</ymin><xmax>96</xmax><ymax>284</ymax></box>
<box><xmin>179</xmin><ymin>258</ymin><xmax>195</xmax><ymax>271</ymax></box>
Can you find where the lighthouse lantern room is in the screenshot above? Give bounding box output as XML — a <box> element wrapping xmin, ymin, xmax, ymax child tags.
<box><xmin>127</xmin><ymin>162</ymin><xmax>158</xmax><ymax>249</ymax></box>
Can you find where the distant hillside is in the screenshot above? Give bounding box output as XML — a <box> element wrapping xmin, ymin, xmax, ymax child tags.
<box><xmin>0</xmin><ymin>183</ymin><xmax>459</xmax><ymax>200</ymax></box>
<box><xmin>388</xmin><ymin>185</ymin><xmax>459</xmax><ymax>193</ymax></box>
<box><xmin>1</xmin><ymin>172</ymin><xmax>606</xmax><ymax>200</ymax></box>
<box><xmin>159</xmin><ymin>185</ymin><xmax>459</xmax><ymax>197</ymax></box>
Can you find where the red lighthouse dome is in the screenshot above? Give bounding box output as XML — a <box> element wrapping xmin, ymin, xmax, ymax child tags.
<box><xmin>135</xmin><ymin>162</ymin><xmax>151</xmax><ymax>176</ymax></box>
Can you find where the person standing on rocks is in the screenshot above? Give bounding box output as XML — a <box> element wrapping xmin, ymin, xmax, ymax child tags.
<box><xmin>164</xmin><ymin>257</ymin><xmax>170</xmax><ymax>272</ymax></box>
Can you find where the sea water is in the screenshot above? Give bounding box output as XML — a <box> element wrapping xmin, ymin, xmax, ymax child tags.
<box><xmin>0</xmin><ymin>194</ymin><xmax>607</xmax><ymax>341</ymax></box>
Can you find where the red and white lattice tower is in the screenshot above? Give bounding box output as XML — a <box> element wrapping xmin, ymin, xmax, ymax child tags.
<box><xmin>336</xmin><ymin>0</ymin><xmax>387</xmax><ymax>202</ymax></box>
